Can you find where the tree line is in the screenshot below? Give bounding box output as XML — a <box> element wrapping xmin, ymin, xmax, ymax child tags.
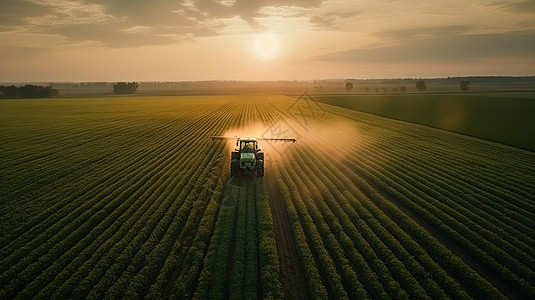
<box><xmin>0</xmin><ymin>85</ymin><xmax>59</xmax><ymax>99</ymax></box>
<box><xmin>344</xmin><ymin>79</ymin><xmax>471</xmax><ymax>93</ymax></box>
<box><xmin>113</xmin><ymin>82</ymin><xmax>138</xmax><ymax>94</ymax></box>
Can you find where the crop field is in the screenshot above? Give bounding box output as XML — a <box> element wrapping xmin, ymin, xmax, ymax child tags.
<box><xmin>1</xmin><ymin>95</ymin><xmax>534</xmax><ymax>299</ymax></box>
<box><xmin>314</xmin><ymin>92</ymin><xmax>535</xmax><ymax>152</ymax></box>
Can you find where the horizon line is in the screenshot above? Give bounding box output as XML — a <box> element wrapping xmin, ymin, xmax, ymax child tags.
<box><xmin>2</xmin><ymin>75</ymin><xmax>535</xmax><ymax>84</ymax></box>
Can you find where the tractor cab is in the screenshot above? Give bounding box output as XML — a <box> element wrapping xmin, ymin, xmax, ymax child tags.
<box><xmin>234</xmin><ymin>138</ymin><xmax>263</xmax><ymax>176</ymax></box>
<box><xmin>237</xmin><ymin>138</ymin><xmax>259</xmax><ymax>153</ymax></box>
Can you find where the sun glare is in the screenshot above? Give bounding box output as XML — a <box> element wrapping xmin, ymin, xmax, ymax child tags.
<box><xmin>254</xmin><ymin>32</ymin><xmax>279</xmax><ymax>59</ymax></box>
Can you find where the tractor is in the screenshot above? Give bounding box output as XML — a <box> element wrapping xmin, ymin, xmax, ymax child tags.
<box><xmin>211</xmin><ymin>136</ymin><xmax>297</xmax><ymax>176</ymax></box>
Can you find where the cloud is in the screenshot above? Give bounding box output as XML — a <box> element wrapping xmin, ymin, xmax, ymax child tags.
<box><xmin>231</xmin><ymin>0</ymin><xmax>323</xmax><ymax>25</ymax></box>
<box><xmin>309</xmin><ymin>11</ymin><xmax>360</xmax><ymax>30</ymax></box>
<box><xmin>39</xmin><ymin>23</ymin><xmax>183</xmax><ymax>48</ymax></box>
<box><xmin>498</xmin><ymin>0</ymin><xmax>535</xmax><ymax>13</ymax></box>
<box><xmin>5</xmin><ymin>0</ymin><xmax>532</xmax><ymax>51</ymax></box>
<box><xmin>374</xmin><ymin>25</ymin><xmax>473</xmax><ymax>40</ymax></box>
<box><xmin>0</xmin><ymin>0</ymin><xmax>222</xmax><ymax>47</ymax></box>
<box><xmin>86</xmin><ymin>0</ymin><xmax>191</xmax><ymax>26</ymax></box>
<box><xmin>188</xmin><ymin>0</ymin><xmax>324</xmax><ymax>28</ymax></box>
<box><xmin>314</xmin><ymin>30</ymin><xmax>535</xmax><ymax>63</ymax></box>
<box><xmin>86</xmin><ymin>0</ymin><xmax>324</xmax><ymax>28</ymax></box>
<box><xmin>0</xmin><ymin>0</ymin><xmax>56</xmax><ymax>27</ymax></box>
<box><xmin>0</xmin><ymin>0</ymin><xmax>326</xmax><ymax>47</ymax></box>
<box><xmin>310</xmin><ymin>15</ymin><xmax>333</xmax><ymax>28</ymax></box>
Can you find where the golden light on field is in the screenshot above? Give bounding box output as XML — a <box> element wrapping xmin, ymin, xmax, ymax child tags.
<box><xmin>253</xmin><ymin>32</ymin><xmax>280</xmax><ymax>59</ymax></box>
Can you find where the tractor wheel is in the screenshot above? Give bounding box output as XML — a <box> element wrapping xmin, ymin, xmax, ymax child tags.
<box><xmin>231</xmin><ymin>151</ymin><xmax>239</xmax><ymax>160</ymax></box>
<box><xmin>256</xmin><ymin>152</ymin><xmax>264</xmax><ymax>161</ymax></box>
<box><xmin>257</xmin><ymin>160</ymin><xmax>264</xmax><ymax>177</ymax></box>
<box><xmin>231</xmin><ymin>159</ymin><xmax>239</xmax><ymax>177</ymax></box>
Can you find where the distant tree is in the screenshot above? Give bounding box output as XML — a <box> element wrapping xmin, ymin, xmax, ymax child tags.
<box><xmin>113</xmin><ymin>82</ymin><xmax>138</xmax><ymax>94</ymax></box>
<box><xmin>0</xmin><ymin>85</ymin><xmax>57</xmax><ymax>98</ymax></box>
<box><xmin>460</xmin><ymin>80</ymin><xmax>470</xmax><ymax>91</ymax></box>
<box><xmin>400</xmin><ymin>86</ymin><xmax>407</xmax><ymax>92</ymax></box>
<box><xmin>50</xmin><ymin>87</ymin><xmax>59</xmax><ymax>97</ymax></box>
<box><xmin>19</xmin><ymin>85</ymin><xmax>59</xmax><ymax>98</ymax></box>
<box><xmin>5</xmin><ymin>86</ymin><xmax>19</xmax><ymax>98</ymax></box>
<box><xmin>416</xmin><ymin>79</ymin><xmax>427</xmax><ymax>92</ymax></box>
<box><xmin>344</xmin><ymin>81</ymin><xmax>353</xmax><ymax>93</ymax></box>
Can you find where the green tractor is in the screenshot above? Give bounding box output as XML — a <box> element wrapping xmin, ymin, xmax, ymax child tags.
<box><xmin>211</xmin><ymin>136</ymin><xmax>297</xmax><ymax>176</ymax></box>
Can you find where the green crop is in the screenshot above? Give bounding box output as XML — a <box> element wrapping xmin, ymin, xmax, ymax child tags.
<box><xmin>1</xmin><ymin>95</ymin><xmax>533</xmax><ymax>299</ymax></box>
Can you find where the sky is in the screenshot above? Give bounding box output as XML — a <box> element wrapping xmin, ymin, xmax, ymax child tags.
<box><xmin>1</xmin><ymin>0</ymin><xmax>535</xmax><ymax>82</ymax></box>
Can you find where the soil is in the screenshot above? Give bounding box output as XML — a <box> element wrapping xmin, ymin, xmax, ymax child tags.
<box><xmin>265</xmin><ymin>168</ymin><xmax>309</xmax><ymax>300</ymax></box>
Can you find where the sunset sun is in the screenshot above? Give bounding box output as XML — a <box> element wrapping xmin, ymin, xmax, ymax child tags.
<box><xmin>253</xmin><ymin>32</ymin><xmax>279</xmax><ymax>59</ymax></box>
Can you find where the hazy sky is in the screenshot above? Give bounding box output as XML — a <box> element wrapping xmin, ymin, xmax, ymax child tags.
<box><xmin>1</xmin><ymin>0</ymin><xmax>534</xmax><ymax>82</ymax></box>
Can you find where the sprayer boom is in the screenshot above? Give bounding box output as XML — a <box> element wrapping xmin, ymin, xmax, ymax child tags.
<box><xmin>211</xmin><ymin>136</ymin><xmax>236</xmax><ymax>140</ymax></box>
<box><xmin>256</xmin><ymin>137</ymin><xmax>297</xmax><ymax>143</ymax></box>
<box><xmin>211</xmin><ymin>136</ymin><xmax>297</xmax><ymax>143</ymax></box>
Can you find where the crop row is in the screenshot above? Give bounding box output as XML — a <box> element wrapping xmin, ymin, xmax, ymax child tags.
<box><xmin>193</xmin><ymin>98</ymin><xmax>284</xmax><ymax>299</ymax></box>
<box><xmin>2</xmin><ymin>95</ymin><xmax>532</xmax><ymax>298</ymax></box>
<box><xmin>335</xmin><ymin>122</ymin><xmax>535</xmax><ymax>296</ymax></box>
<box><xmin>270</xmin><ymin>96</ymin><xmax>534</xmax><ymax>299</ymax></box>
<box><xmin>329</xmin><ymin>104</ymin><xmax>535</xmax><ymax>220</ymax></box>
<box><xmin>1</xmin><ymin>102</ymin><xmax>217</xmax><ymax>259</ymax></box>
<box><xmin>0</xmin><ymin>100</ymin><xmax>212</xmax><ymax>237</ymax></box>
<box><xmin>1</xmin><ymin>111</ymin><xmax>192</xmax><ymax>244</ymax></box>
<box><xmin>0</xmin><ymin>97</ymin><xmax>286</xmax><ymax>298</ymax></box>
<box><xmin>6</xmin><ymin>116</ymin><xmax>205</xmax><ymax>296</ymax></box>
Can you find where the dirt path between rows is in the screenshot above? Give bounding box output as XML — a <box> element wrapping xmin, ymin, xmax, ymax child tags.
<box><xmin>265</xmin><ymin>167</ymin><xmax>309</xmax><ymax>300</ymax></box>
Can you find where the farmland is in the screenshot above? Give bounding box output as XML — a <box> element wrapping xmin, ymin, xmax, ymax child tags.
<box><xmin>314</xmin><ymin>92</ymin><xmax>535</xmax><ymax>151</ymax></box>
<box><xmin>1</xmin><ymin>95</ymin><xmax>534</xmax><ymax>299</ymax></box>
